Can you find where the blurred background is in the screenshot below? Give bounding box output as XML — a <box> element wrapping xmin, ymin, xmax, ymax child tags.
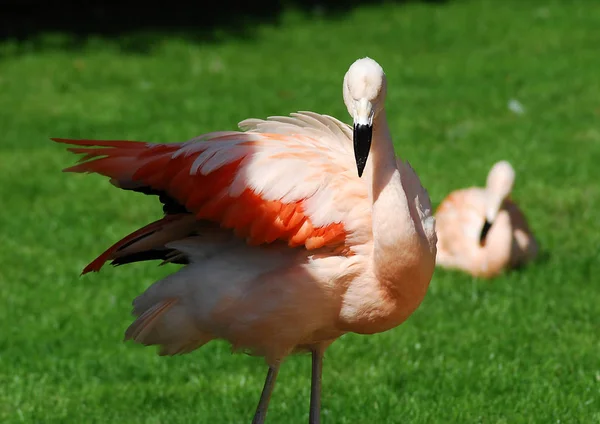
<box><xmin>1</xmin><ymin>0</ymin><xmax>599</xmax><ymax>422</ymax></box>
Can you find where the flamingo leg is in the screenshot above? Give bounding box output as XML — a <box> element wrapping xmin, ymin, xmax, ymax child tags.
<box><xmin>309</xmin><ymin>347</ymin><xmax>324</xmax><ymax>424</ymax></box>
<box><xmin>252</xmin><ymin>364</ymin><xmax>280</xmax><ymax>424</ymax></box>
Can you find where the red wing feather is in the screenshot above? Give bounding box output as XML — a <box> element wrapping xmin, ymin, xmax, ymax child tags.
<box><xmin>52</xmin><ymin>137</ymin><xmax>346</xmax><ymax>252</ymax></box>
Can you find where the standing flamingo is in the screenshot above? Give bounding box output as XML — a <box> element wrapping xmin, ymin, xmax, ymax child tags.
<box><xmin>52</xmin><ymin>57</ymin><xmax>437</xmax><ymax>423</ymax></box>
<box><xmin>435</xmin><ymin>160</ymin><xmax>539</xmax><ymax>278</ymax></box>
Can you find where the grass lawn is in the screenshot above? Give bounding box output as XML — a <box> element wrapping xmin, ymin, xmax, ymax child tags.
<box><xmin>1</xmin><ymin>0</ymin><xmax>599</xmax><ymax>422</ymax></box>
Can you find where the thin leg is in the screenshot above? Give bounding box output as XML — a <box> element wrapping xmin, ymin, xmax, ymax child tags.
<box><xmin>252</xmin><ymin>364</ymin><xmax>280</xmax><ymax>424</ymax></box>
<box><xmin>309</xmin><ymin>348</ymin><xmax>324</xmax><ymax>424</ymax></box>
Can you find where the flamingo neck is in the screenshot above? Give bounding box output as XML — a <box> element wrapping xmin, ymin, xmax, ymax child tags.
<box><xmin>367</xmin><ymin>110</ymin><xmax>420</xmax><ymax>289</ymax></box>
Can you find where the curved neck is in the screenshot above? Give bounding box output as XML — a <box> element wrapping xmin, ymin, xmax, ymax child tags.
<box><xmin>367</xmin><ymin>110</ymin><xmax>420</xmax><ymax>287</ymax></box>
<box><xmin>369</xmin><ymin>111</ymin><xmax>396</xmax><ymax>183</ymax></box>
<box><xmin>484</xmin><ymin>188</ymin><xmax>508</xmax><ymax>223</ymax></box>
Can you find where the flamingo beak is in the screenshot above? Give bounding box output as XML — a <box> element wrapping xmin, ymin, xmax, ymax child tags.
<box><xmin>480</xmin><ymin>194</ymin><xmax>503</xmax><ymax>246</ymax></box>
<box><xmin>353</xmin><ymin>98</ymin><xmax>374</xmax><ymax>178</ymax></box>
<box><xmin>479</xmin><ymin>220</ymin><xmax>493</xmax><ymax>246</ymax></box>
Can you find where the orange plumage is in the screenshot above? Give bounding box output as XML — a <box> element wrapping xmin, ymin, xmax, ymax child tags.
<box><xmin>53</xmin><ymin>136</ymin><xmax>347</xmax><ymax>273</ymax></box>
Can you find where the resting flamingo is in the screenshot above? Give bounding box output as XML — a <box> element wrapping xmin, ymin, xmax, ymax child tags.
<box><xmin>435</xmin><ymin>160</ymin><xmax>538</xmax><ymax>279</ymax></box>
<box><xmin>52</xmin><ymin>57</ymin><xmax>437</xmax><ymax>424</ymax></box>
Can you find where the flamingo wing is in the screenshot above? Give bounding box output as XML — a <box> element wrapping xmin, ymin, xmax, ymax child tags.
<box><xmin>53</xmin><ymin>112</ymin><xmax>370</xmax><ymax>273</ymax></box>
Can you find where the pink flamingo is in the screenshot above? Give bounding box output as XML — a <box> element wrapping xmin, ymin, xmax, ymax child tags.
<box><xmin>52</xmin><ymin>57</ymin><xmax>437</xmax><ymax>423</ymax></box>
<box><xmin>435</xmin><ymin>160</ymin><xmax>539</xmax><ymax>278</ymax></box>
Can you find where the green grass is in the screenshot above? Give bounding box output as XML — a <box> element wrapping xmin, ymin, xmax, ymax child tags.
<box><xmin>1</xmin><ymin>0</ymin><xmax>600</xmax><ymax>422</ymax></box>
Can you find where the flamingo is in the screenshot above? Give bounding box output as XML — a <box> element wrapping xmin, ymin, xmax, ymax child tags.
<box><xmin>435</xmin><ymin>160</ymin><xmax>539</xmax><ymax>279</ymax></box>
<box><xmin>52</xmin><ymin>57</ymin><xmax>437</xmax><ymax>423</ymax></box>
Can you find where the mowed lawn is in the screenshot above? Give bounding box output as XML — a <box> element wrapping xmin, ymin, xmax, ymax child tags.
<box><xmin>1</xmin><ymin>0</ymin><xmax>599</xmax><ymax>422</ymax></box>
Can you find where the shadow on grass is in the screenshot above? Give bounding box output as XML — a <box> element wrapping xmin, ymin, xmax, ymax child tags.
<box><xmin>1</xmin><ymin>0</ymin><xmax>450</xmax><ymax>54</ymax></box>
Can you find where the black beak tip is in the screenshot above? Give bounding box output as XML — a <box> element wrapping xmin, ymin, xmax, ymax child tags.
<box><xmin>479</xmin><ymin>220</ymin><xmax>493</xmax><ymax>246</ymax></box>
<box><xmin>353</xmin><ymin>123</ymin><xmax>373</xmax><ymax>179</ymax></box>
<box><xmin>357</xmin><ymin>162</ymin><xmax>365</xmax><ymax>178</ymax></box>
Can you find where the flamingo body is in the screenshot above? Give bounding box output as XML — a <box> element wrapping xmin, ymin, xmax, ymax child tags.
<box><xmin>435</xmin><ymin>161</ymin><xmax>538</xmax><ymax>278</ymax></box>
<box><xmin>53</xmin><ymin>57</ymin><xmax>437</xmax><ymax>423</ymax></box>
